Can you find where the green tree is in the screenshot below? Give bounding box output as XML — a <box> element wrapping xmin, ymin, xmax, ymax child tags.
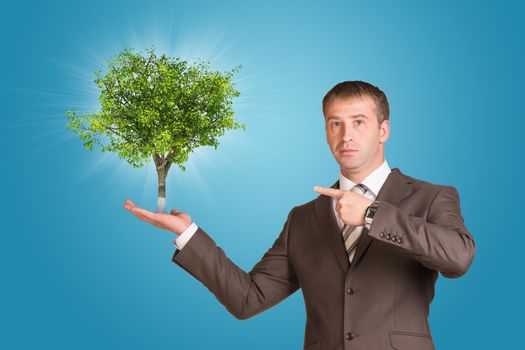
<box><xmin>66</xmin><ymin>47</ymin><xmax>246</xmax><ymax>213</ymax></box>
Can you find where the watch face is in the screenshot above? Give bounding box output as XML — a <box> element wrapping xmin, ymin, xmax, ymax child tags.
<box><xmin>366</xmin><ymin>204</ymin><xmax>378</xmax><ymax>221</ymax></box>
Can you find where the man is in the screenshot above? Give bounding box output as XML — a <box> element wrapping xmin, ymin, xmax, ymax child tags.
<box><xmin>124</xmin><ymin>81</ymin><xmax>475</xmax><ymax>350</ymax></box>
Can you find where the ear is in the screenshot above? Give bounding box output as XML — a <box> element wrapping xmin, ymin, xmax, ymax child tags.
<box><xmin>379</xmin><ymin>120</ymin><xmax>390</xmax><ymax>144</ymax></box>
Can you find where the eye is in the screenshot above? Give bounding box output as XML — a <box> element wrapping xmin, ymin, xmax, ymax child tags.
<box><xmin>330</xmin><ymin>121</ymin><xmax>341</xmax><ymax>129</ymax></box>
<box><xmin>354</xmin><ymin>119</ymin><xmax>364</xmax><ymax>126</ymax></box>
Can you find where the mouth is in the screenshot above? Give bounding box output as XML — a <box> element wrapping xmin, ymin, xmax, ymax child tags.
<box><xmin>339</xmin><ymin>149</ymin><xmax>359</xmax><ymax>155</ymax></box>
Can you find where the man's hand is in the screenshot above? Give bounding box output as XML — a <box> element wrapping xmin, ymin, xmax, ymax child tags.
<box><xmin>123</xmin><ymin>199</ymin><xmax>192</xmax><ymax>236</ymax></box>
<box><xmin>313</xmin><ymin>186</ymin><xmax>373</xmax><ymax>226</ymax></box>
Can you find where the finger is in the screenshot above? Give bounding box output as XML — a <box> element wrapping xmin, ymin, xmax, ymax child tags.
<box><xmin>131</xmin><ymin>206</ymin><xmax>157</xmax><ymax>220</ymax></box>
<box><xmin>133</xmin><ymin>211</ymin><xmax>164</xmax><ymax>229</ymax></box>
<box><xmin>170</xmin><ymin>209</ymin><xmax>180</xmax><ymax>215</ymax></box>
<box><xmin>131</xmin><ymin>206</ymin><xmax>160</xmax><ymax>225</ymax></box>
<box><xmin>130</xmin><ymin>208</ymin><xmax>154</xmax><ymax>223</ymax></box>
<box><xmin>313</xmin><ymin>186</ymin><xmax>344</xmax><ymax>198</ymax></box>
<box><xmin>123</xmin><ymin>199</ymin><xmax>136</xmax><ymax>211</ymax></box>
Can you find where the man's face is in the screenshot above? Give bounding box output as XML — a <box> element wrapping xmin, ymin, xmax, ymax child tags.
<box><xmin>324</xmin><ymin>96</ymin><xmax>390</xmax><ymax>178</ymax></box>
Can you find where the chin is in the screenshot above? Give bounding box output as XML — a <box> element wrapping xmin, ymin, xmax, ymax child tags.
<box><xmin>343</xmin><ymin>157</ymin><xmax>369</xmax><ymax>171</ymax></box>
<box><xmin>338</xmin><ymin>161</ymin><xmax>360</xmax><ymax>171</ymax></box>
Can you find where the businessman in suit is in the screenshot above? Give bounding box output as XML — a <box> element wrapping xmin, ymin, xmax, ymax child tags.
<box><xmin>124</xmin><ymin>81</ymin><xmax>475</xmax><ymax>350</ymax></box>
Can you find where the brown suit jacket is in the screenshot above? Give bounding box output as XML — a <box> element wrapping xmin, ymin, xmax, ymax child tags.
<box><xmin>172</xmin><ymin>168</ymin><xmax>476</xmax><ymax>350</ymax></box>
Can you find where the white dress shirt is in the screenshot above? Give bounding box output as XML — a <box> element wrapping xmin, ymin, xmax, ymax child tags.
<box><xmin>333</xmin><ymin>160</ymin><xmax>391</xmax><ymax>230</ymax></box>
<box><xmin>173</xmin><ymin>160</ymin><xmax>392</xmax><ymax>250</ymax></box>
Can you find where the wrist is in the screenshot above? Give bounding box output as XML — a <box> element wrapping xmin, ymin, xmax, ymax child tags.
<box><xmin>364</xmin><ymin>201</ymin><xmax>381</xmax><ymax>229</ymax></box>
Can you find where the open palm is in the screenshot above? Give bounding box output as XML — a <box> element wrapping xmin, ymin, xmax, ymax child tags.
<box><xmin>123</xmin><ymin>199</ymin><xmax>192</xmax><ymax>235</ymax></box>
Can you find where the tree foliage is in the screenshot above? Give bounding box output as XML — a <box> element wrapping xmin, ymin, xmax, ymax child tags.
<box><xmin>66</xmin><ymin>47</ymin><xmax>245</xmax><ymax>170</ymax></box>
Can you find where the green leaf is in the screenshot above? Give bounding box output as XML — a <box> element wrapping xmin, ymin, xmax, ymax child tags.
<box><xmin>65</xmin><ymin>46</ymin><xmax>246</xmax><ymax>172</ymax></box>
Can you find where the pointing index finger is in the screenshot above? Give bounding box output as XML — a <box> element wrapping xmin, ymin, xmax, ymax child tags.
<box><xmin>313</xmin><ymin>186</ymin><xmax>344</xmax><ymax>198</ymax></box>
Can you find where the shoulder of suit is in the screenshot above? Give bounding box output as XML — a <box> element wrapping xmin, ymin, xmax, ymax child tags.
<box><xmin>396</xmin><ymin>169</ymin><xmax>457</xmax><ymax>194</ymax></box>
<box><xmin>294</xmin><ymin>197</ymin><xmax>317</xmax><ymax>211</ymax></box>
<box><xmin>285</xmin><ymin>196</ymin><xmax>319</xmax><ymax>219</ymax></box>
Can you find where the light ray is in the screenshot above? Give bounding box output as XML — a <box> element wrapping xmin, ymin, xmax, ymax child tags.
<box><xmin>7</xmin><ymin>9</ymin><xmax>295</xmax><ymax>207</ymax></box>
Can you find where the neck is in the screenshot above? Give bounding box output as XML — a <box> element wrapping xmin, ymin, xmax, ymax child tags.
<box><xmin>341</xmin><ymin>157</ymin><xmax>384</xmax><ymax>184</ymax></box>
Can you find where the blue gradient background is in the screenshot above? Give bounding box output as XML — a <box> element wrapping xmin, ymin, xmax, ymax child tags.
<box><xmin>1</xmin><ymin>0</ymin><xmax>523</xmax><ymax>349</ymax></box>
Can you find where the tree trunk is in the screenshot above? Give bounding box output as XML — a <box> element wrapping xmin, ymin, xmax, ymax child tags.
<box><xmin>156</xmin><ymin>166</ymin><xmax>167</xmax><ymax>213</ymax></box>
<box><xmin>153</xmin><ymin>154</ymin><xmax>172</xmax><ymax>213</ymax></box>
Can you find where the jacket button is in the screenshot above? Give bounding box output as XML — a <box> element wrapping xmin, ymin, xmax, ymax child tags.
<box><xmin>392</xmin><ymin>236</ymin><xmax>398</xmax><ymax>243</ymax></box>
<box><xmin>346</xmin><ymin>288</ymin><xmax>355</xmax><ymax>295</ymax></box>
<box><xmin>398</xmin><ymin>237</ymin><xmax>404</xmax><ymax>244</ymax></box>
<box><xmin>379</xmin><ymin>232</ymin><xmax>385</xmax><ymax>238</ymax></box>
<box><xmin>386</xmin><ymin>233</ymin><xmax>392</xmax><ymax>240</ymax></box>
<box><xmin>345</xmin><ymin>332</ymin><xmax>354</xmax><ymax>340</ymax></box>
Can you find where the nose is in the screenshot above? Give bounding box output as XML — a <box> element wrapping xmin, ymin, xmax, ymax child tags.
<box><xmin>342</xmin><ymin>123</ymin><xmax>355</xmax><ymax>142</ymax></box>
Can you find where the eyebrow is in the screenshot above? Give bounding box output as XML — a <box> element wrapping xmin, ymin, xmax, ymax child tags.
<box><xmin>326</xmin><ymin>114</ymin><xmax>369</xmax><ymax>121</ymax></box>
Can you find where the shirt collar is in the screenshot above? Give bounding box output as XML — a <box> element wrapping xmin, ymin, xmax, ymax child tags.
<box><xmin>339</xmin><ymin>160</ymin><xmax>391</xmax><ymax>197</ymax></box>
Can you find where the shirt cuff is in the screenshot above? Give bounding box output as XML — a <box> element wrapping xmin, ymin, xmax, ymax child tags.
<box><xmin>173</xmin><ymin>222</ymin><xmax>199</xmax><ymax>250</ymax></box>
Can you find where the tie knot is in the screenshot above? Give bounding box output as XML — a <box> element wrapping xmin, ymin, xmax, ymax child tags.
<box><xmin>351</xmin><ymin>184</ymin><xmax>367</xmax><ymax>195</ymax></box>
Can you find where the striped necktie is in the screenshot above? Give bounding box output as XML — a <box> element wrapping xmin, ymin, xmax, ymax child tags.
<box><xmin>341</xmin><ymin>184</ymin><xmax>369</xmax><ymax>263</ymax></box>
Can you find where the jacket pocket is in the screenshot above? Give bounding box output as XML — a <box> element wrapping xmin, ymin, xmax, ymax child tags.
<box><xmin>389</xmin><ymin>331</ymin><xmax>434</xmax><ymax>350</ymax></box>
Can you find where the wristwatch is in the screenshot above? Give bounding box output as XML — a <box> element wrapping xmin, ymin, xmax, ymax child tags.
<box><xmin>364</xmin><ymin>201</ymin><xmax>381</xmax><ymax>229</ymax></box>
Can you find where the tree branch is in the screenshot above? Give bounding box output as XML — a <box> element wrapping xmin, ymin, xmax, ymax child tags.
<box><xmin>96</xmin><ymin>120</ymin><xmax>134</xmax><ymax>144</ymax></box>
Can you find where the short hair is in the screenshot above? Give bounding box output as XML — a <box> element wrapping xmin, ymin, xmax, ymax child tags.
<box><xmin>322</xmin><ymin>80</ymin><xmax>390</xmax><ymax>124</ymax></box>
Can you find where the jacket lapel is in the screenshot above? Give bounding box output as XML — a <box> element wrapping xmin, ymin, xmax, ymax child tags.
<box><xmin>314</xmin><ymin>179</ymin><xmax>349</xmax><ymax>274</ymax></box>
<box><xmin>314</xmin><ymin>168</ymin><xmax>415</xmax><ymax>274</ymax></box>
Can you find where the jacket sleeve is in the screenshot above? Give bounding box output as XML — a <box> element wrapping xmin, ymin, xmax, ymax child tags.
<box><xmin>171</xmin><ymin>208</ymin><xmax>300</xmax><ymax>319</ymax></box>
<box><xmin>367</xmin><ymin>186</ymin><xmax>476</xmax><ymax>278</ymax></box>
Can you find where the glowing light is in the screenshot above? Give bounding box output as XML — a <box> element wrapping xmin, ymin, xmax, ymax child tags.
<box><xmin>6</xmin><ymin>9</ymin><xmax>291</xmax><ymax>209</ymax></box>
